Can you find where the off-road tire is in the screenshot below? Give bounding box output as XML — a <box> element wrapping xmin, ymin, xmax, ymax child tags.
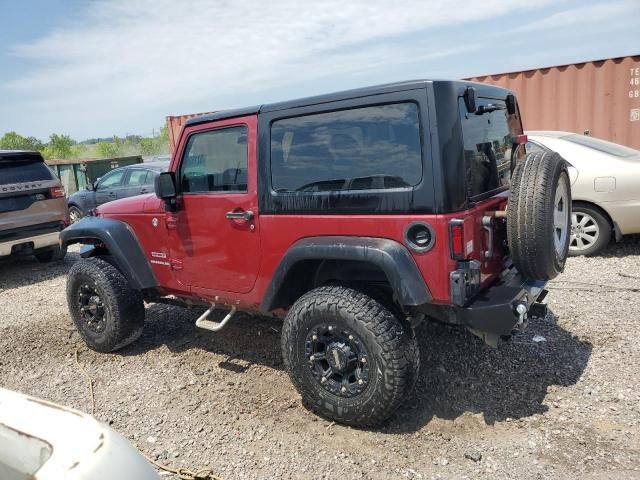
<box><xmin>67</xmin><ymin>257</ymin><xmax>145</xmax><ymax>353</ymax></box>
<box><xmin>281</xmin><ymin>285</ymin><xmax>418</xmax><ymax>427</ymax></box>
<box><xmin>568</xmin><ymin>203</ymin><xmax>612</xmax><ymax>257</ymax></box>
<box><xmin>35</xmin><ymin>246</ymin><xmax>66</xmax><ymax>263</ymax></box>
<box><xmin>507</xmin><ymin>150</ymin><xmax>571</xmax><ymax>280</ymax></box>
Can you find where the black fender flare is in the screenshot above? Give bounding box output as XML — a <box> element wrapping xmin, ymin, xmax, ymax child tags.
<box><xmin>260</xmin><ymin>236</ymin><xmax>431</xmax><ymax>311</ymax></box>
<box><xmin>60</xmin><ymin>217</ymin><xmax>158</xmax><ymax>290</ymax></box>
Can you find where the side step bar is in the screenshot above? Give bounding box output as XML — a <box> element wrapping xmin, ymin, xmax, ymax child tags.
<box><xmin>195</xmin><ymin>304</ymin><xmax>237</xmax><ymax>332</ymax></box>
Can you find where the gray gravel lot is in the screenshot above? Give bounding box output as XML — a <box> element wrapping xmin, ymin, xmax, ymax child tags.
<box><xmin>1</xmin><ymin>238</ymin><xmax>639</xmax><ymax>479</ymax></box>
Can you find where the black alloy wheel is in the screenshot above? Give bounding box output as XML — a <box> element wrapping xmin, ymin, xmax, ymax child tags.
<box><xmin>77</xmin><ymin>283</ymin><xmax>107</xmax><ymax>334</ymax></box>
<box><xmin>305</xmin><ymin>324</ymin><xmax>370</xmax><ymax>398</ymax></box>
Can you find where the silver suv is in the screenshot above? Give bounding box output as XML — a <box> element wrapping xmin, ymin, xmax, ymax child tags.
<box><xmin>0</xmin><ymin>150</ymin><xmax>68</xmax><ymax>262</ymax></box>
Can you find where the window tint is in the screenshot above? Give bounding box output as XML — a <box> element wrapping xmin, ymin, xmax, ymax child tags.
<box><xmin>270</xmin><ymin>103</ymin><xmax>422</xmax><ymax>192</ymax></box>
<box><xmin>459</xmin><ymin>97</ymin><xmax>515</xmax><ymax>199</ymax></box>
<box><xmin>98</xmin><ymin>170</ymin><xmax>125</xmax><ymax>188</ymax></box>
<box><xmin>0</xmin><ymin>159</ymin><xmax>54</xmax><ymax>185</ymax></box>
<box><xmin>181</xmin><ymin>126</ymin><xmax>248</xmax><ymax>193</ymax></box>
<box><xmin>127</xmin><ymin>170</ymin><xmax>149</xmax><ymax>186</ymax></box>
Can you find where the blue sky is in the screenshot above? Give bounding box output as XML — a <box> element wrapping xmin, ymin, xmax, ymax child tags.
<box><xmin>1</xmin><ymin>0</ymin><xmax>638</xmax><ymax>141</ymax></box>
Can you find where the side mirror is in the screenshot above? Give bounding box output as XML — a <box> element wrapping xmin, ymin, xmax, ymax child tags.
<box><xmin>463</xmin><ymin>87</ymin><xmax>477</xmax><ymax>113</ymax></box>
<box><xmin>155</xmin><ymin>172</ymin><xmax>177</xmax><ymax>200</ymax></box>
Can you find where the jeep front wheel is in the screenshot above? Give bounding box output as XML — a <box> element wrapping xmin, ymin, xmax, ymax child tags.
<box><xmin>281</xmin><ymin>285</ymin><xmax>418</xmax><ymax>427</ymax></box>
<box><xmin>67</xmin><ymin>257</ymin><xmax>145</xmax><ymax>353</ymax></box>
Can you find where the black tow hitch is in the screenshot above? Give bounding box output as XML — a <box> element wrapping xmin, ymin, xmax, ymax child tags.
<box><xmin>529</xmin><ymin>302</ymin><xmax>549</xmax><ymax>319</ymax></box>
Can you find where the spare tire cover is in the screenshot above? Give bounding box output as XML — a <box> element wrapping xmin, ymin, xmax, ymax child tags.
<box><xmin>507</xmin><ymin>150</ymin><xmax>571</xmax><ymax>281</ymax></box>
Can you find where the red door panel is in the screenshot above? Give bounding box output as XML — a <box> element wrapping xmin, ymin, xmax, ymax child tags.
<box><xmin>168</xmin><ymin>115</ymin><xmax>261</xmax><ymax>294</ymax></box>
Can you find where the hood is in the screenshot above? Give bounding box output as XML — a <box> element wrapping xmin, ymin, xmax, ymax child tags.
<box><xmin>97</xmin><ymin>193</ymin><xmax>156</xmax><ymax>215</ymax></box>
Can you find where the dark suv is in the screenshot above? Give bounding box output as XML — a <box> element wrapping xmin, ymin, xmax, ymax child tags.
<box><xmin>1</xmin><ymin>150</ymin><xmax>68</xmax><ymax>262</ymax></box>
<box><xmin>62</xmin><ymin>80</ymin><xmax>571</xmax><ymax>426</ymax></box>
<box><xmin>67</xmin><ymin>161</ymin><xmax>169</xmax><ymax>222</ymax></box>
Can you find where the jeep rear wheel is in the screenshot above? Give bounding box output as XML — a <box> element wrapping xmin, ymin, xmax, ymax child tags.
<box><xmin>507</xmin><ymin>151</ymin><xmax>571</xmax><ymax>280</ymax></box>
<box><xmin>281</xmin><ymin>285</ymin><xmax>418</xmax><ymax>427</ymax></box>
<box><xmin>67</xmin><ymin>257</ymin><xmax>145</xmax><ymax>353</ymax></box>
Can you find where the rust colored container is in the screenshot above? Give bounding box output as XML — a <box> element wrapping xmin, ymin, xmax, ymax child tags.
<box><xmin>166</xmin><ymin>111</ymin><xmax>216</xmax><ymax>152</ymax></box>
<box><xmin>467</xmin><ymin>55</ymin><xmax>640</xmax><ymax>149</ymax></box>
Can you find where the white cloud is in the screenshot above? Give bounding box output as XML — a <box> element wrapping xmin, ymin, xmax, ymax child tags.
<box><xmin>514</xmin><ymin>0</ymin><xmax>639</xmax><ymax>33</ymax></box>
<box><xmin>4</xmin><ymin>0</ymin><xmax>564</xmax><ymax>138</ymax></box>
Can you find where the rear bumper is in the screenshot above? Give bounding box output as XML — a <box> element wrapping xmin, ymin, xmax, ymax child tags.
<box><xmin>0</xmin><ymin>221</ymin><xmax>64</xmax><ymax>257</ymax></box>
<box><xmin>457</xmin><ymin>268</ymin><xmax>547</xmax><ymax>336</ymax></box>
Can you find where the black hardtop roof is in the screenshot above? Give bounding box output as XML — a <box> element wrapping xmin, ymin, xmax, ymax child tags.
<box><xmin>185</xmin><ymin>79</ymin><xmax>513</xmax><ymax>127</ymax></box>
<box><xmin>0</xmin><ymin>150</ymin><xmax>44</xmax><ymax>161</ymax></box>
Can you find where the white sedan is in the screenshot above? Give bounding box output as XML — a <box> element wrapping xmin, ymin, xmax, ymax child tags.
<box><xmin>526</xmin><ymin>131</ymin><xmax>640</xmax><ymax>256</ymax></box>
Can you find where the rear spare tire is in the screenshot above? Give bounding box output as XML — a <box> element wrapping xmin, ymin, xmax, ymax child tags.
<box><xmin>507</xmin><ymin>151</ymin><xmax>571</xmax><ymax>280</ymax></box>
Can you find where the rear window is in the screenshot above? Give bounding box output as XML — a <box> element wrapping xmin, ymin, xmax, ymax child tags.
<box><xmin>0</xmin><ymin>158</ymin><xmax>55</xmax><ymax>185</ymax></box>
<box><xmin>459</xmin><ymin>97</ymin><xmax>516</xmax><ymax>199</ymax></box>
<box><xmin>560</xmin><ymin>134</ymin><xmax>638</xmax><ymax>157</ymax></box>
<box><xmin>270</xmin><ymin>103</ymin><xmax>422</xmax><ymax>192</ymax></box>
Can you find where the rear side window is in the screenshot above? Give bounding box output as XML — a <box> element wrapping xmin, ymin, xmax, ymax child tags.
<box><xmin>98</xmin><ymin>170</ymin><xmax>125</xmax><ymax>188</ymax></box>
<box><xmin>127</xmin><ymin>170</ymin><xmax>150</xmax><ymax>186</ymax></box>
<box><xmin>181</xmin><ymin>126</ymin><xmax>248</xmax><ymax>193</ymax></box>
<box><xmin>270</xmin><ymin>103</ymin><xmax>422</xmax><ymax>192</ymax></box>
<box><xmin>0</xmin><ymin>159</ymin><xmax>54</xmax><ymax>185</ymax></box>
<box><xmin>459</xmin><ymin>98</ymin><xmax>516</xmax><ymax>199</ymax></box>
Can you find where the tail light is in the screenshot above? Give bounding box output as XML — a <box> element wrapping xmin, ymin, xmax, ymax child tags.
<box><xmin>449</xmin><ymin>219</ymin><xmax>465</xmax><ymax>260</ymax></box>
<box><xmin>49</xmin><ymin>186</ymin><xmax>66</xmax><ymax>198</ymax></box>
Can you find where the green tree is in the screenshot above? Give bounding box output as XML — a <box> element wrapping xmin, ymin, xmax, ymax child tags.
<box><xmin>70</xmin><ymin>144</ymin><xmax>88</xmax><ymax>158</ymax></box>
<box><xmin>0</xmin><ymin>131</ymin><xmax>44</xmax><ymax>151</ymax></box>
<box><xmin>95</xmin><ymin>140</ymin><xmax>122</xmax><ymax>158</ymax></box>
<box><xmin>43</xmin><ymin>133</ymin><xmax>74</xmax><ymax>159</ymax></box>
<box><xmin>139</xmin><ymin>137</ymin><xmax>156</xmax><ymax>156</ymax></box>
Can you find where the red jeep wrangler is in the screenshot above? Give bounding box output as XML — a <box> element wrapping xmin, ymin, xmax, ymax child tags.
<box><xmin>62</xmin><ymin>80</ymin><xmax>571</xmax><ymax>426</ymax></box>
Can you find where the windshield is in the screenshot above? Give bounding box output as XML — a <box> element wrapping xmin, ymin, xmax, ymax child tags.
<box><xmin>0</xmin><ymin>159</ymin><xmax>55</xmax><ymax>185</ymax></box>
<box><xmin>561</xmin><ymin>134</ymin><xmax>639</xmax><ymax>157</ymax></box>
<box><xmin>459</xmin><ymin>97</ymin><xmax>518</xmax><ymax>199</ymax></box>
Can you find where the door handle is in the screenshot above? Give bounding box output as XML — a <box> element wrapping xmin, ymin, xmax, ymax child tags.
<box><xmin>226</xmin><ymin>210</ymin><xmax>254</xmax><ymax>221</ymax></box>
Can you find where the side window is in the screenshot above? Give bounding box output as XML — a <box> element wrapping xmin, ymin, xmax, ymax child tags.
<box><xmin>181</xmin><ymin>126</ymin><xmax>248</xmax><ymax>193</ymax></box>
<box><xmin>127</xmin><ymin>170</ymin><xmax>149</xmax><ymax>186</ymax></box>
<box><xmin>145</xmin><ymin>171</ymin><xmax>157</xmax><ymax>186</ymax></box>
<box><xmin>98</xmin><ymin>170</ymin><xmax>125</xmax><ymax>189</ymax></box>
<box><xmin>459</xmin><ymin>97</ymin><xmax>515</xmax><ymax>199</ymax></box>
<box><xmin>270</xmin><ymin>103</ymin><xmax>422</xmax><ymax>192</ymax></box>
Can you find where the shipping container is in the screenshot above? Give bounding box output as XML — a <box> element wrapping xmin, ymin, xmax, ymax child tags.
<box><xmin>166</xmin><ymin>112</ymin><xmax>216</xmax><ymax>152</ymax></box>
<box><xmin>47</xmin><ymin>155</ymin><xmax>143</xmax><ymax>195</ymax></box>
<box><xmin>467</xmin><ymin>55</ymin><xmax>640</xmax><ymax>149</ymax></box>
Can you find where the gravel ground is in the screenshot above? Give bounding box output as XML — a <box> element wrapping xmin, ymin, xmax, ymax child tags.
<box><xmin>1</xmin><ymin>238</ymin><xmax>640</xmax><ymax>479</ymax></box>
